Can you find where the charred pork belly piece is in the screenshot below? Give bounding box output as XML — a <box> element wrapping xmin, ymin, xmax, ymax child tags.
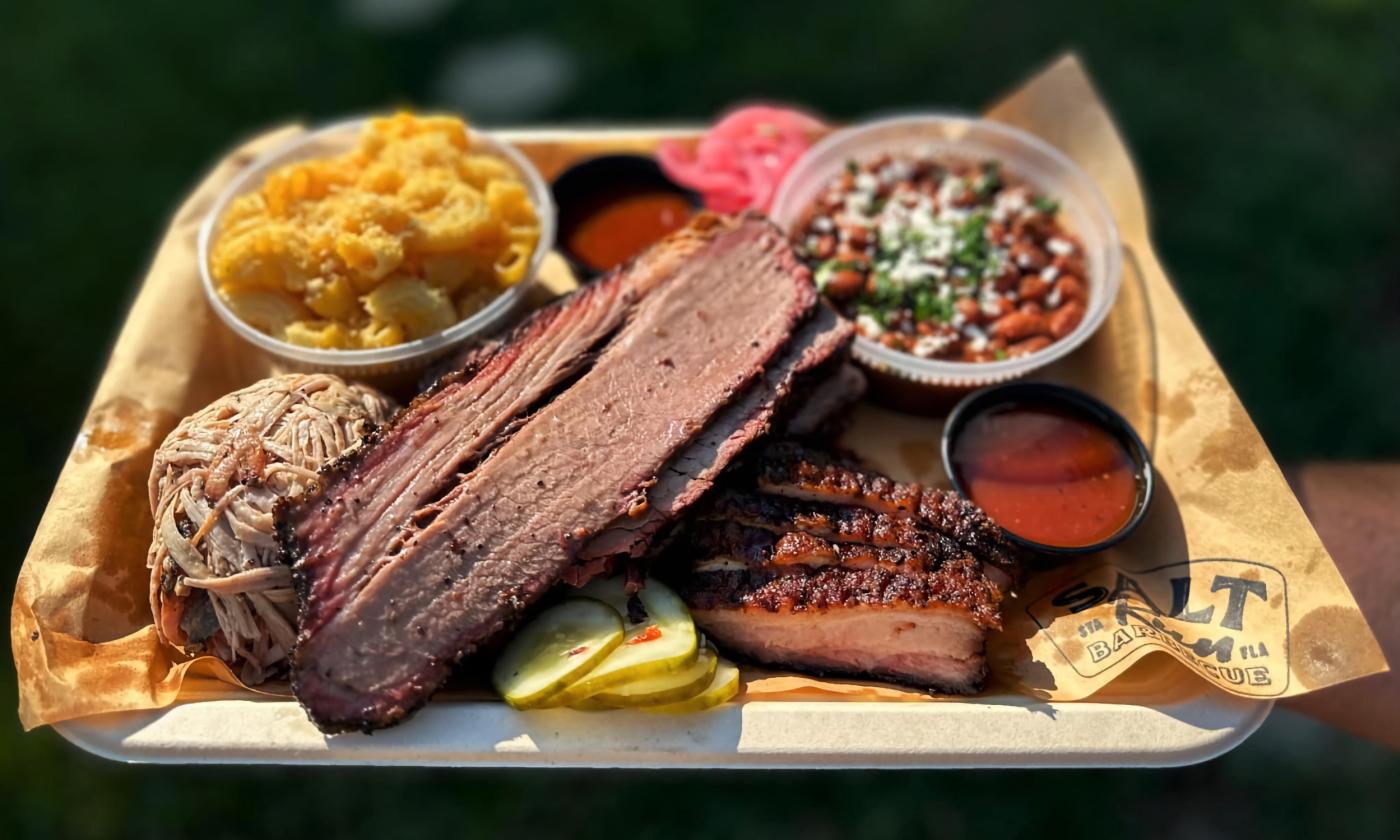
<box><xmin>674</xmin><ymin>442</ymin><xmax>1016</xmax><ymax>694</ymax></box>
<box><xmin>681</xmin><ymin>562</ymin><xmax>1000</xmax><ymax>693</ymax></box>
<box><xmin>701</xmin><ymin>491</ymin><xmax>935</xmax><ymax>550</ymax></box>
<box><xmin>693</xmin><ymin>520</ymin><xmax>975</xmax><ymax>580</ymax></box>
<box><xmin>754</xmin><ymin>441</ymin><xmax>1017</xmax><ymax>580</ymax></box>
<box><xmin>754</xmin><ymin>442</ymin><xmax>922</xmax><ymax>517</ymax></box>
<box><xmin>916</xmin><ymin>487</ymin><xmax>1019</xmax><ymax>579</ymax></box>
<box><xmin>279</xmin><ymin>214</ymin><xmax>823</xmax><ymax>732</ymax></box>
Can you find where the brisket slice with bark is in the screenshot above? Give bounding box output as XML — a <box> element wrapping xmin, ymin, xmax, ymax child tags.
<box><xmin>279</xmin><ymin>214</ymin><xmax>819</xmax><ymax>732</ymax></box>
<box><xmin>569</xmin><ymin>302</ymin><xmax>853</xmax><ymax>583</ymax></box>
<box><xmin>672</xmin><ymin>442</ymin><xmax>1018</xmax><ymax>694</ymax></box>
<box><xmin>286</xmin><ymin>215</ymin><xmax>729</xmax><ymax>640</ymax></box>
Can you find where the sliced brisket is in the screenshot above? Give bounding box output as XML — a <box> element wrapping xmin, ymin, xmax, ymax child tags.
<box><xmin>281</xmin><ymin>214</ymin><xmax>819</xmax><ymax>732</ymax></box>
<box><xmin>571</xmin><ymin>302</ymin><xmax>853</xmax><ymax>581</ymax></box>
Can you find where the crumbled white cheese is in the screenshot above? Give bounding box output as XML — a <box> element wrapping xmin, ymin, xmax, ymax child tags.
<box><xmin>991</xmin><ymin>187</ymin><xmax>1028</xmax><ymax>223</ymax></box>
<box><xmin>811</xmin><ymin>216</ymin><xmax>834</xmax><ymax>233</ymax></box>
<box><xmin>912</xmin><ymin>333</ymin><xmax>955</xmax><ymax>358</ymax></box>
<box><xmin>855</xmin><ymin>172</ymin><xmax>879</xmax><ymax>193</ymax></box>
<box><xmin>877</xmin><ymin>200</ymin><xmax>907</xmax><ymax>241</ymax></box>
<box><xmin>987</xmin><ymin>247</ymin><xmax>1010</xmax><ymax>276</ymax></box>
<box><xmin>879</xmin><ymin>160</ymin><xmax>914</xmax><ymax>184</ymax></box>
<box><xmin>908</xmin><ymin>201</ymin><xmax>937</xmax><ymax>233</ymax></box>
<box><xmin>856</xmin><ymin>313</ymin><xmax>885</xmax><ymax>337</ymax></box>
<box><xmin>1045</xmin><ymin>286</ymin><xmax>1063</xmax><ymax>309</ymax></box>
<box><xmin>836</xmin><ymin>210</ymin><xmax>874</xmax><ymax>229</ymax></box>
<box><xmin>920</xmin><ymin>229</ymin><xmax>955</xmax><ymax>263</ymax></box>
<box><xmin>937</xmin><ymin>176</ymin><xmax>966</xmax><ymax>209</ymax></box>
<box><xmin>1047</xmin><ymin>237</ymin><xmax>1074</xmax><ymax>256</ymax></box>
<box><xmin>888</xmin><ymin>248</ymin><xmax>944</xmax><ymax>286</ymax></box>
<box><xmin>964</xmin><ymin>323</ymin><xmax>989</xmax><ymax>352</ymax></box>
<box><xmin>877</xmin><ymin>193</ymin><xmax>954</xmax><ymax>274</ymax></box>
<box><xmin>1041</xmin><ymin>265</ymin><xmax>1060</xmax><ymax>283</ymax></box>
<box><xmin>979</xmin><ymin>285</ymin><xmax>1003</xmax><ymax>317</ymax></box>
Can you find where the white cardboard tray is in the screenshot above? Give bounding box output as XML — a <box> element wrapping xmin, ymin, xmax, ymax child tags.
<box><xmin>46</xmin><ymin>124</ymin><xmax>1273</xmax><ymax>769</ymax></box>
<box><xmin>55</xmin><ymin>690</ymin><xmax>1270</xmax><ymax>768</ymax></box>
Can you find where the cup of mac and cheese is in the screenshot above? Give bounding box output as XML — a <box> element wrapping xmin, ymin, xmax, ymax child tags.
<box><xmin>199</xmin><ymin>113</ymin><xmax>554</xmax><ymax>380</ymax></box>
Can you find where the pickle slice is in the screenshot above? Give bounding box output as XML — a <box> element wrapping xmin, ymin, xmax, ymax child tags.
<box><xmin>642</xmin><ymin>656</ymin><xmax>741</xmax><ymax>713</ymax></box>
<box><xmin>567</xmin><ymin>696</ymin><xmax>614</xmax><ymax>711</ymax></box>
<box><xmin>491</xmin><ymin>598</ymin><xmax>624</xmax><ymax>710</ymax></box>
<box><xmin>589</xmin><ymin>646</ymin><xmax>719</xmax><ymax>708</ymax></box>
<box><xmin>550</xmin><ymin>577</ymin><xmax>698</xmax><ymax>705</ymax></box>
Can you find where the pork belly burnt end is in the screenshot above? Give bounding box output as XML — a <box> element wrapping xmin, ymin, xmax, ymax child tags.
<box><xmin>754</xmin><ymin>442</ymin><xmax>1018</xmax><ymax>582</ymax></box>
<box><xmin>680</xmin><ymin>562</ymin><xmax>998</xmax><ymax>693</ymax></box>
<box><xmin>673</xmin><ymin>442</ymin><xmax>1015</xmax><ymax>694</ymax></box>
<box><xmin>279</xmin><ymin>215</ymin><xmax>819</xmax><ymax>732</ymax></box>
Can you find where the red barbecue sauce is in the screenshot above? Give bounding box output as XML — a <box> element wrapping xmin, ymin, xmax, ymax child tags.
<box><xmin>626</xmin><ymin>625</ymin><xmax>663</xmax><ymax>645</ymax></box>
<box><xmin>564</xmin><ymin>191</ymin><xmax>693</xmax><ymax>271</ymax></box>
<box><xmin>951</xmin><ymin>404</ymin><xmax>1138</xmax><ymax>548</ymax></box>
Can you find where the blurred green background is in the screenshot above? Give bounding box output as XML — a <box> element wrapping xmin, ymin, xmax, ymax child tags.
<box><xmin>3</xmin><ymin>0</ymin><xmax>1397</xmax><ymax>837</ymax></box>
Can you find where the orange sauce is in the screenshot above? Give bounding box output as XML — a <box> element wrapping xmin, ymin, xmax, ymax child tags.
<box><xmin>564</xmin><ymin>190</ymin><xmax>694</xmax><ymax>271</ymax></box>
<box><xmin>625</xmin><ymin>625</ymin><xmax>663</xmax><ymax>645</ymax></box>
<box><xmin>951</xmin><ymin>404</ymin><xmax>1139</xmax><ymax>548</ymax></box>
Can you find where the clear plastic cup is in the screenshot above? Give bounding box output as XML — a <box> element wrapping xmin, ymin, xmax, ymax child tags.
<box><xmin>770</xmin><ymin>114</ymin><xmax>1121</xmax><ymax>398</ymax></box>
<box><xmin>197</xmin><ymin>117</ymin><xmax>556</xmax><ymax>382</ymax></box>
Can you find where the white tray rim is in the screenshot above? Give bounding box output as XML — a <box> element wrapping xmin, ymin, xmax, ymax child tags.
<box><xmin>54</xmin><ymin>690</ymin><xmax>1271</xmax><ymax>769</ymax></box>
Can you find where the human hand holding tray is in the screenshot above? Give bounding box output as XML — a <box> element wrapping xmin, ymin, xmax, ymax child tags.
<box><xmin>10</xmin><ymin>54</ymin><xmax>1387</xmax><ymax>766</ymax></box>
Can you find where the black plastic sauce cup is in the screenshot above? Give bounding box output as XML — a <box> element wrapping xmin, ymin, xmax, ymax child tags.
<box><xmin>941</xmin><ymin>382</ymin><xmax>1155</xmax><ymax>557</ymax></box>
<box><xmin>550</xmin><ymin>154</ymin><xmax>700</xmax><ymax>280</ymax></box>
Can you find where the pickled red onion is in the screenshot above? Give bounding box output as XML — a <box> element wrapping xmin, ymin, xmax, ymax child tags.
<box><xmin>657</xmin><ymin>105</ymin><xmax>824</xmax><ymax>213</ymax></box>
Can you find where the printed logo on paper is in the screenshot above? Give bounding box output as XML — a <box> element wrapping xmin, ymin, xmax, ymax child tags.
<box><xmin>1026</xmin><ymin>559</ymin><xmax>1290</xmax><ymax>697</ymax></box>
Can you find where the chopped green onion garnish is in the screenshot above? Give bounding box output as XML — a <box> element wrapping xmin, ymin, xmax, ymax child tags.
<box><xmin>973</xmin><ymin>161</ymin><xmax>1002</xmax><ymax>198</ymax></box>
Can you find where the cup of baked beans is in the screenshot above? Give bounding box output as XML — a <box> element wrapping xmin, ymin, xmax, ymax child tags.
<box><xmin>770</xmin><ymin>114</ymin><xmax>1121</xmax><ymax>412</ymax></box>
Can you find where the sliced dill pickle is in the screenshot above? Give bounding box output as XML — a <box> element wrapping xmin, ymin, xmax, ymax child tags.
<box><xmin>549</xmin><ymin>577</ymin><xmax>698</xmax><ymax>705</ymax></box>
<box><xmin>589</xmin><ymin>646</ymin><xmax>719</xmax><ymax>708</ymax></box>
<box><xmin>642</xmin><ymin>656</ymin><xmax>741</xmax><ymax>714</ymax></box>
<box><xmin>491</xmin><ymin>598</ymin><xmax>623</xmax><ymax>710</ymax></box>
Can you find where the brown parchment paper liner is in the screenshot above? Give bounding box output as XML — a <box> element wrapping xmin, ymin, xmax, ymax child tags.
<box><xmin>12</xmin><ymin>55</ymin><xmax>1386</xmax><ymax>730</ymax></box>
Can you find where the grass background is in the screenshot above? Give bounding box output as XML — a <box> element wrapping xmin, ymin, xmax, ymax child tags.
<box><xmin>2</xmin><ymin>0</ymin><xmax>1397</xmax><ymax>836</ymax></box>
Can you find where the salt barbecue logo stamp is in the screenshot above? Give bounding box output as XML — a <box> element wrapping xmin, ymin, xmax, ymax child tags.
<box><xmin>1026</xmin><ymin>559</ymin><xmax>1290</xmax><ymax>697</ymax></box>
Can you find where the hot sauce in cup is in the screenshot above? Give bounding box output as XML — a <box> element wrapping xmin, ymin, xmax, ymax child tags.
<box><xmin>564</xmin><ymin>190</ymin><xmax>694</xmax><ymax>272</ymax></box>
<box><xmin>552</xmin><ymin>155</ymin><xmax>698</xmax><ymax>277</ymax></box>
<box><xmin>944</xmin><ymin>384</ymin><xmax>1153</xmax><ymax>554</ymax></box>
